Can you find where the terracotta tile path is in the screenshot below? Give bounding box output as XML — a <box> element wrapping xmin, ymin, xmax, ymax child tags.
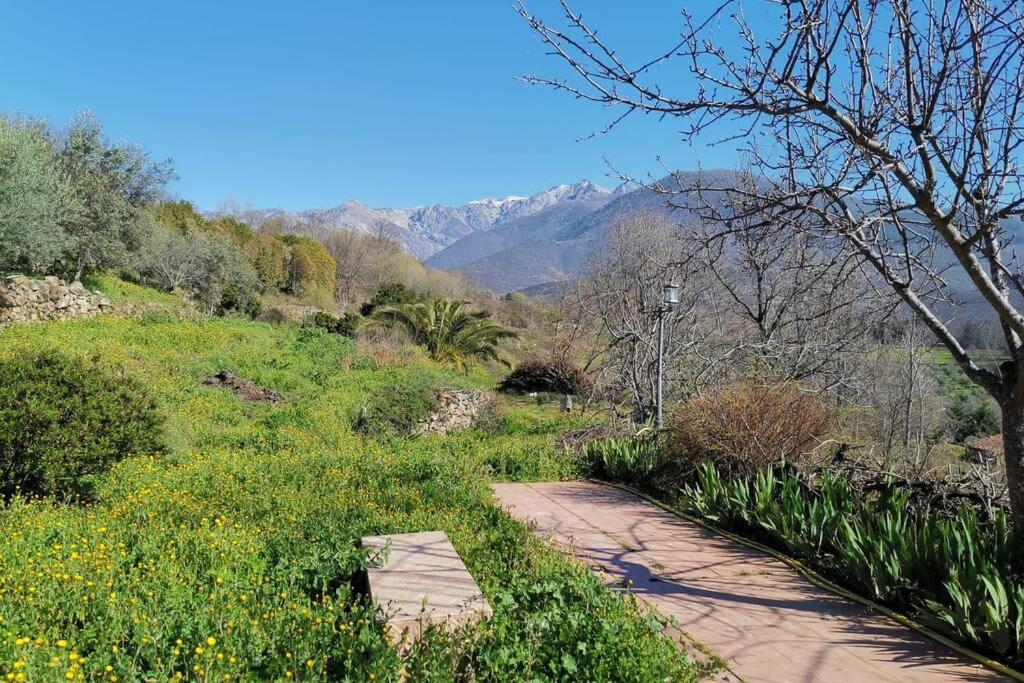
<box><xmin>492</xmin><ymin>481</ymin><xmax>1008</xmax><ymax>682</ymax></box>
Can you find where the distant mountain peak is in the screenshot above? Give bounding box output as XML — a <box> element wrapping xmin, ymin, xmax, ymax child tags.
<box><xmin>233</xmin><ymin>179</ymin><xmax>615</xmax><ymax>261</ymax></box>
<box><xmin>467</xmin><ymin>195</ymin><xmax>528</xmax><ymax>206</ymax></box>
<box><xmin>466</xmin><ymin>180</ymin><xmax>608</xmax><ymax>207</ymax></box>
<box><xmin>225</xmin><ymin>170</ymin><xmax>737</xmax><ymax>294</ymax></box>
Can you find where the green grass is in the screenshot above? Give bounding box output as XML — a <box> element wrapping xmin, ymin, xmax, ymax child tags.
<box><xmin>0</xmin><ymin>315</ymin><xmax>693</xmax><ymax>681</ymax></box>
<box><xmin>929</xmin><ymin>347</ymin><xmax>1005</xmax><ymax>398</ymax></box>
<box><xmin>81</xmin><ymin>272</ymin><xmax>188</xmax><ymax>310</ymax></box>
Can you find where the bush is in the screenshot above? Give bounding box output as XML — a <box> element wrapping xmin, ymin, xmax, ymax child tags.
<box><xmin>584</xmin><ymin>435</ymin><xmax>663</xmax><ymax>483</ymax></box>
<box><xmin>665</xmin><ymin>383</ymin><xmax>831</xmax><ymax>476</ymax></box>
<box><xmin>359</xmin><ymin>282</ymin><xmax>417</xmax><ymax>317</ymax></box>
<box><xmin>0</xmin><ymin>349</ymin><xmax>164</xmax><ymax>497</ymax></box>
<box><xmin>947</xmin><ymin>389</ymin><xmax>1000</xmax><ymax>442</ymax></box>
<box><xmin>256</xmin><ymin>307</ymin><xmax>290</xmax><ymax>325</ymax></box>
<box><xmin>309</xmin><ymin>310</ymin><xmax>360</xmax><ymax>337</ymax></box>
<box><xmin>499</xmin><ymin>350</ymin><xmax>590</xmax><ymax>396</ymax></box>
<box><xmin>354</xmin><ymin>375</ymin><xmax>439</xmax><ymax>437</ymax></box>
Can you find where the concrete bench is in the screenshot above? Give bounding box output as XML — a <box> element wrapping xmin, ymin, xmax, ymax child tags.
<box><xmin>361</xmin><ymin>530</ymin><xmax>492</xmax><ymax>643</ymax></box>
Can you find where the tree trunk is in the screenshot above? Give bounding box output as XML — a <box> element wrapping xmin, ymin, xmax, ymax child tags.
<box><xmin>999</xmin><ymin>396</ymin><xmax>1024</xmax><ymax>568</ymax></box>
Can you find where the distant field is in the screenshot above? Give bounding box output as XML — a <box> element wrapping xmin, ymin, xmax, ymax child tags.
<box><xmin>929</xmin><ymin>347</ymin><xmax>1007</xmax><ymax>397</ymax></box>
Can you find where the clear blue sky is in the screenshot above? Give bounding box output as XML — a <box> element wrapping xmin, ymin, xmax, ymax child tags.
<box><xmin>1</xmin><ymin>1</ymin><xmax>739</xmax><ymax>211</ymax></box>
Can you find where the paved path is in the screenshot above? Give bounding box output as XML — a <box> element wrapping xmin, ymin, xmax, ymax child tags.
<box><xmin>492</xmin><ymin>481</ymin><xmax>1007</xmax><ymax>682</ymax></box>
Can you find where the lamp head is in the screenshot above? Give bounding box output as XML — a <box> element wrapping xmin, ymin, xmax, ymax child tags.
<box><xmin>663</xmin><ymin>283</ymin><xmax>680</xmax><ymax>305</ymax></box>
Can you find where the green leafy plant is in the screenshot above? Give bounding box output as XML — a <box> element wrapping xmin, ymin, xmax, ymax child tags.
<box><xmin>0</xmin><ymin>348</ymin><xmax>165</xmax><ymax>498</ymax></box>
<box><xmin>676</xmin><ymin>461</ymin><xmax>1023</xmax><ymax>665</ymax></box>
<box><xmin>372</xmin><ymin>297</ymin><xmax>517</xmax><ymax>371</ymax></box>
<box><xmin>359</xmin><ymin>282</ymin><xmax>418</xmax><ymax>317</ymax></box>
<box><xmin>309</xmin><ymin>310</ymin><xmax>361</xmax><ymax>338</ymax></box>
<box><xmin>585</xmin><ymin>435</ymin><xmax>663</xmax><ymax>483</ymax></box>
<box><xmin>354</xmin><ymin>373</ymin><xmax>440</xmax><ymax>437</ymax></box>
<box><xmin>947</xmin><ymin>389</ymin><xmax>1001</xmax><ymax>442</ymax></box>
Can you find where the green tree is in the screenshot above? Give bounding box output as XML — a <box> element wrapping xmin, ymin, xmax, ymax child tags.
<box><xmin>138</xmin><ymin>219</ymin><xmax>260</xmax><ymax>317</ymax></box>
<box><xmin>152</xmin><ymin>200</ymin><xmax>206</xmax><ymax>235</ymax></box>
<box><xmin>373</xmin><ymin>297</ymin><xmax>516</xmax><ymax>371</ymax></box>
<box><xmin>208</xmin><ymin>216</ymin><xmax>255</xmax><ymax>246</ymax></box>
<box><xmin>244</xmin><ymin>235</ymin><xmax>288</xmax><ymax>293</ymax></box>
<box><xmin>56</xmin><ymin>112</ymin><xmax>174</xmax><ymax>281</ymax></box>
<box><xmin>0</xmin><ymin>117</ymin><xmax>63</xmax><ymax>274</ymax></box>
<box><xmin>359</xmin><ymin>282</ymin><xmax>417</xmax><ymax>316</ymax></box>
<box><xmin>282</xmin><ymin>235</ymin><xmax>335</xmax><ymax>301</ymax></box>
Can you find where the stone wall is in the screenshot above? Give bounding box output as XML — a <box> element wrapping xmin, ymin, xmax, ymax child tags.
<box><xmin>416</xmin><ymin>389</ymin><xmax>493</xmax><ymax>436</ymax></box>
<box><xmin>0</xmin><ymin>275</ymin><xmax>111</xmax><ymax>325</ymax></box>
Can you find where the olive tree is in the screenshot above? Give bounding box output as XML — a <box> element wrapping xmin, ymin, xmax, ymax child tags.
<box><xmin>56</xmin><ymin>111</ymin><xmax>174</xmax><ymax>280</ymax></box>
<box><xmin>0</xmin><ymin>117</ymin><xmax>63</xmax><ymax>274</ymax></box>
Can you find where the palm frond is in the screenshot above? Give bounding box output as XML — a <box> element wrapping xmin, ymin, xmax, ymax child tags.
<box><xmin>371</xmin><ymin>296</ymin><xmax>517</xmax><ymax>371</ymax></box>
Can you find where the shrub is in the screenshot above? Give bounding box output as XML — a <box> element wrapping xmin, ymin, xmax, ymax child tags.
<box><xmin>665</xmin><ymin>383</ymin><xmax>831</xmax><ymax>476</ymax></box>
<box><xmin>354</xmin><ymin>375</ymin><xmax>439</xmax><ymax>437</ymax></box>
<box><xmin>309</xmin><ymin>310</ymin><xmax>360</xmax><ymax>337</ymax></box>
<box><xmin>0</xmin><ymin>349</ymin><xmax>164</xmax><ymax>497</ymax></box>
<box><xmin>947</xmin><ymin>389</ymin><xmax>1000</xmax><ymax>442</ymax></box>
<box><xmin>359</xmin><ymin>282</ymin><xmax>417</xmax><ymax>317</ymax></box>
<box><xmin>257</xmin><ymin>307</ymin><xmax>290</xmax><ymax>325</ymax></box>
<box><xmin>499</xmin><ymin>350</ymin><xmax>590</xmax><ymax>396</ymax></box>
<box><xmin>584</xmin><ymin>435</ymin><xmax>663</xmax><ymax>483</ymax></box>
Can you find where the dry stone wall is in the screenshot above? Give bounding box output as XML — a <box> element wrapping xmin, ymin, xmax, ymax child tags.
<box><xmin>416</xmin><ymin>389</ymin><xmax>493</xmax><ymax>436</ymax></box>
<box><xmin>0</xmin><ymin>275</ymin><xmax>111</xmax><ymax>325</ymax></box>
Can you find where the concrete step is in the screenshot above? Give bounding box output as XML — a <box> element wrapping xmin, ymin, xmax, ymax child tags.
<box><xmin>362</xmin><ymin>530</ymin><xmax>492</xmax><ymax>644</ymax></box>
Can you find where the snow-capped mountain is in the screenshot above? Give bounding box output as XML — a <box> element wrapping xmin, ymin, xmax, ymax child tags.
<box><xmin>234</xmin><ymin>180</ymin><xmax>612</xmax><ymax>259</ymax></box>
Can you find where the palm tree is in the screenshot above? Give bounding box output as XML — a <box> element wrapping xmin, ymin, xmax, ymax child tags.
<box><xmin>372</xmin><ymin>297</ymin><xmax>516</xmax><ymax>371</ymax></box>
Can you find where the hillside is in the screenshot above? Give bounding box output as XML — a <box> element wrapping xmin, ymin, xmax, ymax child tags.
<box><xmin>0</xmin><ymin>309</ymin><xmax>693</xmax><ymax>681</ymax></box>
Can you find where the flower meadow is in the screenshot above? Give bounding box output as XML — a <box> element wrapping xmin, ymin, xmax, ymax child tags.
<box><xmin>0</xmin><ymin>316</ymin><xmax>693</xmax><ymax>681</ymax></box>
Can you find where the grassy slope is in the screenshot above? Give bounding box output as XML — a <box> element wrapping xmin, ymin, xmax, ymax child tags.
<box><xmin>0</xmin><ymin>315</ymin><xmax>693</xmax><ymax>682</ymax></box>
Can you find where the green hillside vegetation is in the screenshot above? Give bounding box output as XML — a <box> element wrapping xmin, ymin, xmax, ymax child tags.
<box><xmin>0</xmin><ymin>309</ymin><xmax>693</xmax><ymax>681</ymax></box>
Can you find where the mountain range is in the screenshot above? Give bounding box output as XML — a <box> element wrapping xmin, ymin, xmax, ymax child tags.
<box><xmin>240</xmin><ymin>176</ymin><xmax>703</xmax><ymax>293</ymax></box>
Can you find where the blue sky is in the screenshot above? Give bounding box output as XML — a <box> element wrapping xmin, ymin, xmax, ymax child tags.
<box><xmin>1</xmin><ymin>1</ymin><xmax>740</xmax><ymax>211</ymax></box>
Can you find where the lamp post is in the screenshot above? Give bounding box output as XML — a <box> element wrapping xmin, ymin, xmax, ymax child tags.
<box><xmin>656</xmin><ymin>283</ymin><xmax>680</xmax><ymax>430</ymax></box>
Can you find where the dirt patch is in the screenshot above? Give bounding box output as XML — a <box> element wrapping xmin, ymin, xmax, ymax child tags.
<box><xmin>202</xmin><ymin>370</ymin><xmax>282</xmax><ymax>404</ymax></box>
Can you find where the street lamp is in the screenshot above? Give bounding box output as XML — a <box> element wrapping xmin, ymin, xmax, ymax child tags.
<box><xmin>656</xmin><ymin>283</ymin><xmax>679</xmax><ymax>430</ymax></box>
<box><xmin>663</xmin><ymin>283</ymin><xmax>680</xmax><ymax>305</ymax></box>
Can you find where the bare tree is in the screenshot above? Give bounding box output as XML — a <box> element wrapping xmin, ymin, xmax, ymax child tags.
<box><xmin>372</xmin><ymin>217</ymin><xmax>400</xmax><ymax>242</ymax></box>
<box><xmin>568</xmin><ymin>213</ymin><xmax>714</xmax><ymax>419</ymax></box>
<box><xmin>321</xmin><ymin>228</ymin><xmax>402</xmax><ymax>307</ymax></box>
<box><xmin>518</xmin><ymin>0</ymin><xmax>1024</xmax><ymax>561</ymax></box>
<box><xmin>690</xmin><ymin>178</ymin><xmax>881</xmax><ymax>393</ymax></box>
<box><xmin>847</xmin><ymin>316</ymin><xmax>949</xmax><ymax>474</ymax></box>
